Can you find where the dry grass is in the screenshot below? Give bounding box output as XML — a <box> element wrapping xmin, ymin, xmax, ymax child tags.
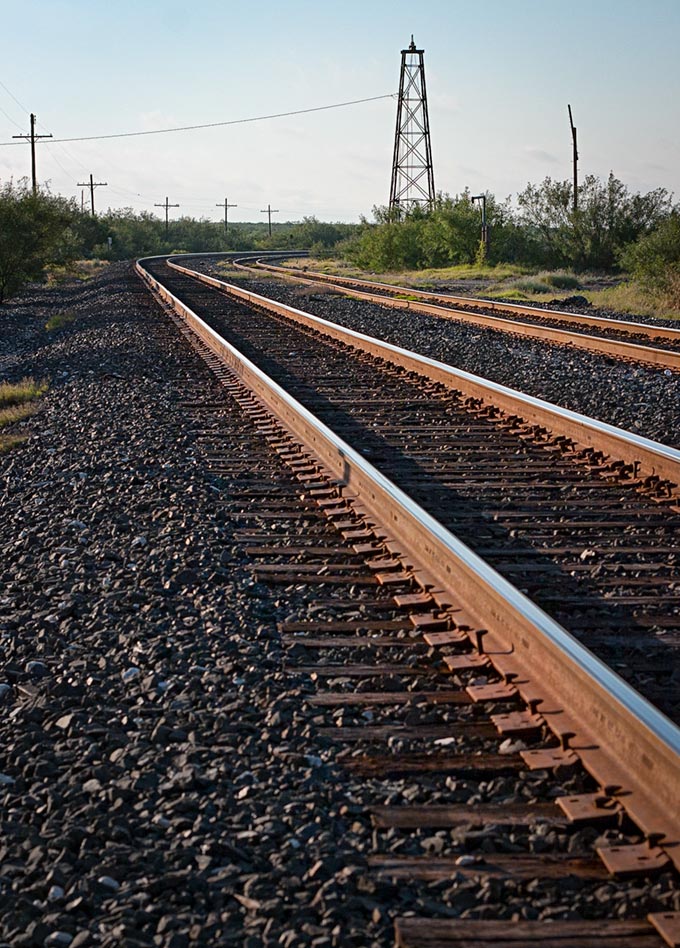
<box><xmin>0</xmin><ymin>377</ymin><xmax>47</xmax><ymax>454</ymax></box>
<box><xmin>280</xmin><ymin>256</ymin><xmax>680</xmax><ymax>320</ymax></box>
<box><xmin>0</xmin><ymin>403</ymin><xmax>40</xmax><ymax>428</ymax></box>
<box><xmin>0</xmin><ymin>377</ymin><xmax>47</xmax><ymax>408</ymax></box>
<box><xmin>583</xmin><ymin>283</ymin><xmax>680</xmax><ymax>320</ymax></box>
<box><xmin>0</xmin><ymin>434</ymin><xmax>27</xmax><ymax>454</ymax></box>
<box><xmin>476</xmin><ymin>277</ymin><xmax>680</xmax><ymax>319</ymax></box>
<box><xmin>283</xmin><ymin>257</ymin><xmax>531</xmax><ymax>287</ymax></box>
<box><xmin>45</xmin><ymin>259</ymin><xmax>109</xmax><ymax>286</ymax></box>
<box><xmin>214</xmin><ymin>263</ymin><xmax>244</xmax><ymax>280</ymax></box>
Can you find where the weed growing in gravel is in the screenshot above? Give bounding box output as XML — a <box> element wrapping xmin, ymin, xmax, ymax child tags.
<box><xmin>0</xmin><ymin>403</ymin><xmax>40</xmax><ymax>427</ymax></box>
<box><xmin>0</xmin><ymin>377</ymin><xmax>47</xmax><ymax>453</ymax></box>
<box><xmin>45</xmin><ymin>310</ymin><xmax>76</xmax><ymax>331</ymax></box>
<box><xmin>0</xmin><ymin>377</ymin><xmax>47</xmax><ymax>407</ymax></box>
<box><xmin>214</xmin><ymin>264</ymin><xmax>244</xmax><ymax>280</ymax></box>
<box><xmin>0</xmin><ymin>434</ymin><xmax>26</xmax><ymax>453</ymax></box>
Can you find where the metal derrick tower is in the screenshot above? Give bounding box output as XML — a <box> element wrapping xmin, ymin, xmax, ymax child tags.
<box><xmin>389</xmin><ymin>36</ymin><xmax>435</xmax><ymax>217</ymax></box>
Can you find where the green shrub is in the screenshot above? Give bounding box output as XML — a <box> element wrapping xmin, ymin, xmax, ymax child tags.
<box><xmin>0</xmin><ymin>180</ymin><xmax>78</xmax><ymax>303</ymax></box>
<box><xmin>621</xmin><ymin>213</ymin><xmax>680</xmax><ymax>307</ymax></box>
<box><xmin>541</xmin><ymin>271</ymin><xmax>581</xmax><ymax>289</ymax></box>
<box><xmin>517</xmin><ymin>173</ymin><xmax>672</xmax><ymax>270</ymax></box>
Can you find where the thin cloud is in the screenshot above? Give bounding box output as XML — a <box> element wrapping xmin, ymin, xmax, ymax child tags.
<box><xmin>525</xmin><ymin>147</ymin><xmax>559</xmax><ymax>164</ymax></box>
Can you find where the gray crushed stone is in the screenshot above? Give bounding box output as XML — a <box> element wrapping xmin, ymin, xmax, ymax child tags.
<box><xmin>0</xmin><ymin>264</ymin><xmax>677</xmax><ymax>948</ymax></box>
<box><xmin>192</xmin><ymin>262</ymin><xmax>679</xmax><ymax>449</ymax></box>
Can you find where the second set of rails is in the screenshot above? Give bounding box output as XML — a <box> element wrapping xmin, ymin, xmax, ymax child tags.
<box><xmin>137</xmin><ymin>253</ymin><xmax>680</xmax><ymax>945</ymax></box>
<box><xmin>236</xmin><ymin>253</ymin><xmax>680</xmax><ymax>371</ymax></box>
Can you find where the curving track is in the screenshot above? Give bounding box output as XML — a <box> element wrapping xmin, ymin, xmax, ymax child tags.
<box><xmin>239</xmin><ymin>255</ymin><xmax>680</xmax><ymax>371</ymax></box>
<box><xmin>137</xmin><ymin>254</ymin><xmax>680</xmax><ymax>944</ymax></box>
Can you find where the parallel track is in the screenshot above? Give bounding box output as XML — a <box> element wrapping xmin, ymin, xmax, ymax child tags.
<box><xmin>236</xmin><ymin>255</ymin><xmax>680</xmax><ymax>371</ymax></box>
<box><xmin>136</xmin><ymin>255</ymin><xmax>680</xmax><ymax>944</ymax></box>
<box><xmin>157</xmin><ymin>257</ymin><xmax>680</xmax><ymax>715</ymax></box>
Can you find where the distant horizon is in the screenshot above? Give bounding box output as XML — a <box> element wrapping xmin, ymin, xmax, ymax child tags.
<box><xmin>1</xmin><ymin>0</ymin><xmax>678</xmax><ymax>223</ymax></box>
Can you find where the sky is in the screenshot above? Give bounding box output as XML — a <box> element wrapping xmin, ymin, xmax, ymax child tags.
<box><xmin>0</xmin><ymin>0</ymin><xmax>679</xmax><ymax>223</ymax></box>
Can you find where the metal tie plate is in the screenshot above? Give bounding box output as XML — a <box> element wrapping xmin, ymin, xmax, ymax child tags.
<box><xmin>597</xmin><ymin>842</ymin><xmax>671</xmax><ymax>878</ymax></box>
<box><xmin>556</xmin><ymin>792</ymin><xmax>623</xmax><ymax>825</ymax></box>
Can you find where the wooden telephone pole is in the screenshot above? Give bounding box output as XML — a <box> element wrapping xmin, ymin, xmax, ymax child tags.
<box><xmin>77</xmin><ymin>173</ymin><xmax>108</xmax><ymax>215</ymax></box>
<box><xmin>216</xmin><ymin>197</ymin><xmax>237</xmax><ymax>233</ymax></box>
<box><xmin>154</xmin><ymin>197</ymin><xmax>180</xmax><ymax>236</ymax></box>
<box><xmin>12</xmin><ymin>113</ymin><xmax>52</xmax><ymax>194</ymax></box>
<box><xmin>568</xmin><ymin>104</ymin><xmax>579</xmax><ymax>213</ymax></box>
<box><xmin>260</xmin><ymin>203</ymin><xmax>279</xmax><ymax>238</ymax></box>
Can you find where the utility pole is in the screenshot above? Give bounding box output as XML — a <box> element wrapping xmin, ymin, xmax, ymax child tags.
<box><xmin>216</xmin><ymin>197</ymin><xmax>237</xmax><ymax>233</ymax></box>
<box><xmin>81</xmin><ymin>190</ymin><xmax>85</xmax><ymax>213</ymax></box>
<box><xmin>568</xmin><ymin>104</ymin><xmax>578</xmax><ymax>214</ymax></box>
<box><xmin>260</xmin><ymin>204</ymin><xmax>279</xmax><ymax>238</ymax></box>
<box><xmin>471</xmin><ymin>194</ymin><xmax>489</xmax><ymax>257</ymax></box>
<box><xmin>77</xmin><ymin>173</ymin><xmax>108</xmax><ymax>216</ymax></box>
<box><xmin>389</xmin><ymin>36</ymin><xmax>435</xmax><ymax>217</ymax></box>
<box><xmin>12</xmin><ymin>113</ymin><xmax>52</xmax><ymax>195</ymax></box>
<box><xmin>154</xmin><ymin>196</ymin><xmax>180</xmax><ymax>236</ymax></box>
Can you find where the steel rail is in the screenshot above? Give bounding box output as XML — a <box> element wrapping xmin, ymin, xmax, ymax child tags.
<box><xmin>137</xmin><ymin>254</ymin><xmax>680</xmax><ymax>871</ymax></box>
<box><xmin>247</xmin><ymin>255</ymin><xmax>680</xmax><ymax>342</ymax></box>
<box><xmin>169</xmin><ymin>255</ymin><xmax>680</xmax><ymax>489</ymax></box>
<box><xmin>248</xmin><ymin>256</ymin><xmax>680</xmax><ymax>342</ymax></box>
<box><xmin>238</xmin><ymin>256</ymin><xmax>680</xmax><ymax>370</ymax></box>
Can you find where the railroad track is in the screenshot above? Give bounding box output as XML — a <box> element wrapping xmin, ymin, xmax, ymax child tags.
<box><xmin>137</xmin><ymin>254</ymin><xmax>680</xmax><ymax>946</ymax></box>
<box><xmin>234</xmin><ymin>254</ymin><xmax>680</xmax><ymax>371</ymax></box>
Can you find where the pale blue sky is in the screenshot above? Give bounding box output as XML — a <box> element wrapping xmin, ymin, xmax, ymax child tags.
<box><xmin>1</xmin><ymin>0</ymin><xmax>678</xmax><ymax>221</ymax></box>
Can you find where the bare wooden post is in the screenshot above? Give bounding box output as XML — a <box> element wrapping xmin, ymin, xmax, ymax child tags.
<box><xmin>568</xmin><ymin>104</ymin><xmax>578</xmax><ymax>213</ymax></box>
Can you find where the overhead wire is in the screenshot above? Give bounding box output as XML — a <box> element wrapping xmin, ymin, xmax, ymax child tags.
<box><xmin>0</xmin><ymin>77</ymin><xmax>90</xmax><ymax>184</ymax></box>
<box><xmin>0</xmin><ymin>94</ymin><xmax>395</xmax><ymax>146</ymax></box>
<box><xmin>1</xmin><ymin>82</ymin><xmax>391</xmax><ymax>218</ymax></box>
<box><xmin>0</xmin><ymin>103</ymin><xmax>24</xmax><ymax>131</ymax></box>
<box><xmin>0</xmin><ymin>78</ymin><xmax>29</xmax><ymax>114</ymax></box>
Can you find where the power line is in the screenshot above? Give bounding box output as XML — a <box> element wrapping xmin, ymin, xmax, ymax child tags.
<box><xmin>0</xmin><ymin>85</ymin><xmax>91</xmax><ymax>178</ymax></box>
<box><xmin>42</xmin><ymin>147</ymin><xmax>74</xmax><ymax>179</ymax></box>
<box><xmin>0</xmin><ymin>78</ymin><xmax>29</xmax><ymax>113</ymax></box>
<box><xmin>0</xmin><ymin>102</ymin><xmax>24</xmax><ymax>131</ymax></box>
<box><xmin>0</xmin><ymin>93</ymin><xmax>396</xmax><ymax>146</ymax></box>
<box><xmin>0</xmin><ymin>79</ymin><xmax>93</xmax><ymax>180</ymax></box>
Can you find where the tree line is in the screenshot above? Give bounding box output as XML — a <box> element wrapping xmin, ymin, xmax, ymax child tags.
<box><xmin>0</xmin><ymin>173</ymin><xmax>678</xmax><ymax>308</ymax></box>
<box><xmin>345</xmin><ymin>175</ymin><xmax>675</xmax><ymax>272</ymax></box>
<box><xmin>0</xmin><ymin>179</ymin><xmax>358</xmax><ymax>303</ymax></box>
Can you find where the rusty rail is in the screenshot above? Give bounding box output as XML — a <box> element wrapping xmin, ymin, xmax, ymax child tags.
<box><xmin>240</xmin><ymin>256</ymin><xmax>680</xmax><ymax>370</ymax></box>
<box><xmin>169</xmin><ymin>254</ymin><xmax>680</xmax><ymax>488</ymax></box>
<box><xmin>137</xmin><ymin>254</ymin><xmax>680</xmax><ymax>873</ymax></box>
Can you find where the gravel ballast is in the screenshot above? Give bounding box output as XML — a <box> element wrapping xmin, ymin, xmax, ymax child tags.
<box><xmin>1</xmin><ymin>264</ymin><xmax>678</xmax><ymax>947</ymax></box>
<box><xmin>191</xmin><ymin>261</ymin><xmax>680</xmax><ymax>449</ymax></box>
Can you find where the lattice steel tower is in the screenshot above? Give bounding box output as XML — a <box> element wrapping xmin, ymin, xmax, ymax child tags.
<box><xmin>389</xmin><ymin>36</ymin><xmax>435</xmax><ymax>216</ymax></box>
